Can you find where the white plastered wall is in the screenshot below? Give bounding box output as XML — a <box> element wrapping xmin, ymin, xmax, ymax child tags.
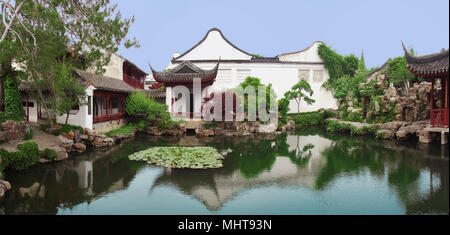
<box><xmin>56</xmin><ymin>85</ymin><xmax>95</xmax><ymax>129</ymax></box>
<box><xmin>22</xmin><ymin>95</ymin><xmax>38</xmax><ymax>123</ymax></box>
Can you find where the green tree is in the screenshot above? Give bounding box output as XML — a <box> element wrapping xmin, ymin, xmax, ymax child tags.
<box><xmin>54</xmin><ymin>62</ymin><xmax>86</xmax><ymax>125</ymax></box>
<box><xmin>234</xmin><ymin>76</ymin><xmax>277</xmax><ymax>120</ymax></box>
<box><xmin>359</xmin><ymin>49</ymin><xmax>367</xmax><ymax>72</ymax></box>
<box><xmin>284</xmin><ymin>80</ymin><xmax>315</xmax><ymax>115</ymax></box>
<box><xmin>1</xmin><ymin>0</ymin><xmax>139</xmax><ymax>126</ymax></box>
<box><xmin>387</xmin><ymin>56</ymin><xmax>415</xmax><ymax>91</ymax></box>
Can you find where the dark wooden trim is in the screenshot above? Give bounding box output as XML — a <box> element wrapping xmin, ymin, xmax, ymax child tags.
<box><xmin>93</xmin><ymin>91</ymin><xmax>128</xmax><ymax>124</ymax></box>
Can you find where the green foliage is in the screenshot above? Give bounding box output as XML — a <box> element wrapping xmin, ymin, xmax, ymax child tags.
<box><xmin>326</xmin><ymin>120</ymin><xmax>379</xmax><ymax>136</ymax></box>
<box><xmin>54</xmin><ymin>62</ymin><xmax>86</xmax><ymax>124</ymax></box>
<box><xmin>24</xmin><ymin>128</ymin><xmax>34</xmax><ymax>140</ymax></box>
<box><xmin>387</xmin><ymin>56</ymin><xmax>417</xmax><ymax>89</ymax></box>
<box><xmin>106</xmin><ymin>124</ymin><xmax>137</xmax><ymax>137</ymax></box>
<box><xmin>40</xmin><ymin>148</ymin><xmax>58</xmax><ymax>161</ymax></box>
<box><xmin>291</xmin><ymin>110</ymin><xmax>336</xmax><ymax>127</ymax></box>
<box><xmin>344</xmin><ymin>112</ymin><xmax>363</xmax><ymax>123</ymax></box>
<box><xmin>3</xmin><ymin>142</ymin><xmax>41</xmax><ymax>171</ymax></box>
<box><xmin>58</xmin><ymin>125</ymin><xmax>83</xmax><ymax>136</ymax></box>
<box><xmin>129</xmin><ymin>147</ymin><xmax>224</xmax><ymax>169</ymax></box>
<box><xmin>284</xmin><ymin>79</ymin><xmax>315</xmax><ymax>114</ymax></box>
<box><xmin>343</xmin><ymin>55</ymin><xmax>360</xmax><ymax>77</ymax></box>
<box><xmin>318</xmin><ymin>43</ymin><xmax>361</xmax><ymax>89</ymax></box>
<box><xmin>4</xmin><ymin>74</ymin><xmax>23</xmax><ymax>121</ymax></box>
<box><xmin>0</xmin><ymin>0</ymin><xmax>139</xmax><ymax>126</ymax></box>
<box><xmin>278</xmin><ymin>98</ymin><xmax>290</xmax><ymax>124</ymax></box>
<box><xmin>125</xmin><ymin>91</ymin><xmax>171</xmax><ymax>125</ymax></box>
<box><xmin>39</xmin><ymin>124</ymin><xmax>82</xmax><ymax>136</ymax></box>
<box><xmin>359</xmin><ymin>50</ymin><xmax>367</xmax><ymax>72</ymax></box>
<box><xmin>233</xmin><ymin>77</ymin><xmax>277</xmax><ymax>119</ymax></box>
<box><xmin>125</xmin><ymin>91</ymin><xmax>152</xmax><ymax>118</ymax></box>
<box><xmin>203</xmin><ymin>123</ymin><xmax>218</xmax><ymax>129</ymax></box>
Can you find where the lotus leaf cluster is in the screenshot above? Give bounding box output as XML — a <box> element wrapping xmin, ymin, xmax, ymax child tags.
<box><xmin>128</xmin><ymin>147</ymin><xmax>224</xmax><ymax>169</ymax></box>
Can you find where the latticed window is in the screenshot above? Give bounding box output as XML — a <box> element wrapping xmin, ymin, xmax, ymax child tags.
<box><xmin>237</xmin><ymin>69</ymin><xmax>251</xmax><ymax>84</ymax></box>
<box><xmin>298</xmin><ymin>69</ymin><xmax>310</xmax><ymax>82</ymax></box>
<box><xmin>313</xmin><ymin>70</ymin><xmax>324</xmax><ymax>82</ymax></box>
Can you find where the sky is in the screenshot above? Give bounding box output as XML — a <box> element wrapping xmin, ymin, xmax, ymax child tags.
<box><xmin>111</xmin><ymin>0</ymin><xmax>449</xmax><ymax>73</ymax></box>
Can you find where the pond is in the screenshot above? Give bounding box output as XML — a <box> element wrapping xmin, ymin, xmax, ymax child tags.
<box><xmin>0</xmin><ymin>128</ymin><xmax>448</xmax><ymax>215</ymax></box>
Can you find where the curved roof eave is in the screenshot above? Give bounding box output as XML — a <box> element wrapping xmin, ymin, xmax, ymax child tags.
<box><xmin>277</xmin><ymin>41</ymin><xmax>325</xmax><ymax>58</ymax></box>
<box><xmin>172</xmin><ymin>28</ymin><xmax>253</xmax><ymax>62</ymax></box>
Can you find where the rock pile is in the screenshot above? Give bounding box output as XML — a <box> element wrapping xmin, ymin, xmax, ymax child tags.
<box><xmin>393</xmin><ymin>82</ymin><xmax>436</xmax><ymax>122</ymax></box>
<box><xmin>376</xmin><ymin>120</ymin><xmax>429</xmax><ymax>140</ymax></box>
<box><xmin>0</xmin><ymin>180</ymin><xmax>11</xmax><ymax>197</ymax></box>
<box><xmin>0</xmin><ymin>120</ymin><xmax>30</xmax><ymax>142</ymax></box>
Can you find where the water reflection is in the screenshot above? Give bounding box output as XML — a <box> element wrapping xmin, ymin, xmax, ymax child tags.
<box><xmin>0</xmin><ymin>129</ymin><xmax>448</xmax><ymax>215</ymax></box>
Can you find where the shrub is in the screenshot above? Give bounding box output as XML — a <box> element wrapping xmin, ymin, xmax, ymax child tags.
<box><xmin>106</xmin><ymin>124</ymin><xmax>137</xmax><ymax>137</ymax></box>
<box><xmin>58</xmin><ymin>125</ymin><xmax>83</xmax><ymax>135</ymax></box>
<box><xmin>2</xmin><ymin>142</ymin><xmax>41</xmax><ymax>171</ymax></box>
<box><xmin>344</xmin><ymin>112</ymin><xmax>363</xmax><ymax>123</ymax></box>
<box><xmin>0</xmin><ymin>148</ymin><xmax>11</xmax><ymax>170</ymax></box>
<box><xmin>292</xmin><ymin>110</ymin><xmax>335</xmax><ymax>127</ymax></box>
<box><xmin>40</xmin><ymin>148</ymin><xmax>58</xmax><ymax>161</ymax></box>
<box><xmin>24</xmin><ymin>129</ymin><xmax>34</xmax><ymax>140</ymax></box>
<box><xmin>204</xmin><ymin>123</ymin><xmax>218</xmax><ymax>129</ymax></box>
<box><xmin>125</xmin><ymin>91</ymin><xmax>152</xmax><ymax>118</ymax></box>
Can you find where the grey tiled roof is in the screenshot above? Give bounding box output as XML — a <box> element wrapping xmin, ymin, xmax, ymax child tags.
<box><xmin>403</xmin><ymin>42</ymin><xmax>449</xmax><ymax>78</ymax></box>
<box><xmin>74</xmin><ymin>70</ymin><xmax>135</xmax><ymax>93</ymax></box>
<box><xmin>144</xmin><ymin>89</ymin><xmax>166</xmax><ymax>98</ymax></box>
<box><xmin>151</xmin><ymin>60</ymin><xmax>220</xmax><ymax>83</ymax></box>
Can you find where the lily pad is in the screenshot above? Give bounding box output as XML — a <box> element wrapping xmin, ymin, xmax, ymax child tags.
<box><xmin>128</xmin><ymin>147</ymin><xmax>224</xmax><ymax>169</ymax></box>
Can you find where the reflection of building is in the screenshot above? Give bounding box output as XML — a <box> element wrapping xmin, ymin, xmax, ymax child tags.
<box><xmin>151</xmin><ymin>135</ymin><xmax>332</xmax><ymax>211</ymax></box>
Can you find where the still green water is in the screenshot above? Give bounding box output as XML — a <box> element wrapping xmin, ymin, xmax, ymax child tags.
<box><xmin>0</xmin><ymin>128</ymin><xmax>448</xmax><ymax>215</ymax></box>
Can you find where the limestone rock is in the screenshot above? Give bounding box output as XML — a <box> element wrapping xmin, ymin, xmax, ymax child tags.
<box><xmin>377</xmin><ymin>129</ymin><xmax>395</xmax><ymax>139</ymax></box>
<box><xmin>257</xmin><ymin>123</ymin><xmax>277</xmax><ymax>134</ymax></box>
<box><xmin>0</xmin><ymin>180</ymin><xmax>11</xmax><ymax>198</ymax></box>
<box><xmin>377</xmin><ymin>121</ymin><xmax>404</xmax><ymax>131</ymax></box>
<box><xmin>0</xmin><ymin>120</ymin><xmax>30</xmax><ymax>142</ymax></box>
<box><xmin>58</xmin><ymin>135</ymin><xmax>74</xmax><ymax>148</ymax></box>
<box><xmin>61</xmin><ymin>130</ymin><xmax>74</xmax><ymax>140</ymax></box>
<box><xmin>73</xmin><ymin>143</ymin><xmax>87</xmax><ymax>152</ymax></box>
<box><xmin>50</xmin><ymin>146</ymin><xmax>68</xmax><ymax>161</ymax></box>
<box><xmin>93</xmin><ymin>137</ymin><xmax>115</xmax><ymax>149</ymax></box>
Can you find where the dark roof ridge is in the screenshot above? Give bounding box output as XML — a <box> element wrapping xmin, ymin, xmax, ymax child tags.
<box><xmin>366</xmin><ymin>58</ymin><xmax>391</xmax><ymax>79</ymax></box>
<box><xmin>402</xmin><ymin>41</ymin><xmax>449</xmax><ymax>64</ymax></box>
<box><xmin>172</xmin><ymin>28</ymin><xmax>253</xmax><ymax>62</ymax></box>
<box><xmin>277</xmin><ymin>41</ymin><xmax>325</xmax><ymax>58</ymax></box>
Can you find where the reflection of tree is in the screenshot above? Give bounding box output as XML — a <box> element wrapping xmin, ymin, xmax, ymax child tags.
<box><xmin>290</xmin><ymin>143</ymin><xmax>314</xmax><ymax>167</ymax></box>
<box><xmin>315</xmin><ymin>137</ymin><xmax>389</xmax><ymax>190</ymax></box>
<box><xmin>209</xmin><ymin>136</ymin><xmax>279</xmax><ymax>179</ymax></box>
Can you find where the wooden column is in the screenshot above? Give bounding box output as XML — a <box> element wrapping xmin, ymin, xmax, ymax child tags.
<box><xmin>431</xmin><ymin>80</ymin><xmax>434</xmax><ymax>127</ymax></box>
<box><xmin>446</xmin><ymin>76</ymin><xmax>449</xmax><ymax>109</ymax></box>
<box><xmin>105</xmin><ymin>95</ymin><xmax>109</xmax><ymax>115</ymax></box>
<box><xmin>26</xmin><ymin>93</ymin><xmax>29</xmax><ymax>122</ymax></box>
<box><xmin>441</xmin><ymin>77</ymin><xmax>445</xmax><ymax>109</ymax></box>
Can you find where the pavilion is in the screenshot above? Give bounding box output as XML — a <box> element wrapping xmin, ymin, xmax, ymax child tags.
<box><xmin>403</xmin><ymin>43</ymin><xmax>449</xmax><ymax>144</ymax></box>
<box><xmin>150</xmin><ymin>60</ymin><xmax>220</xmax><ymax>119</ymax></box>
